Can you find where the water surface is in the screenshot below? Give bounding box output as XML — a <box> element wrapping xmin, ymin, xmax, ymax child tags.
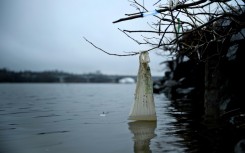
<box><xmin>0</xmin><ymin>83</ymin><xmax>189</xmax><ymax>153</ymax></box>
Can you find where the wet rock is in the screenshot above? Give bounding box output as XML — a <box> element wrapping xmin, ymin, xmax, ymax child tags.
<box><xmin>235</xmin><ymin>139</ymin><xmax>245</xmax><ymax>153</ymax></box>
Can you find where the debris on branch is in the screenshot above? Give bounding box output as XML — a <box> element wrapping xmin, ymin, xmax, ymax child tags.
<box><xmin>111</xmin><ymin>0</ymin><xmax>245</xmax><ymax>60</ymax></box>
<box><xmin>85</xmin><ymin>0</ymin><xmax>245</xmax><ymax>58</ymax></box>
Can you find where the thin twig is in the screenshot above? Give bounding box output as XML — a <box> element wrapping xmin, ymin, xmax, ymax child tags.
<box><xmin>83</xmin><ymin>37</ymin><xmax>139</xmax><ymax>56</ymax></box>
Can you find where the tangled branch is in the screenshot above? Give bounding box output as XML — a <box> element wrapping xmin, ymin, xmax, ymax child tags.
<box><xmin>85</xmin><ymin>0</ymin><xmax>245</xmax><ymax>58</ymax></box>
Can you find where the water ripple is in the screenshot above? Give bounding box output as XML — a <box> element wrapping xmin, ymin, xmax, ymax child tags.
<box><xmin>37</xmin><ymin>130</ymin><xmax>69</xmax><ymax>135</ymax></box>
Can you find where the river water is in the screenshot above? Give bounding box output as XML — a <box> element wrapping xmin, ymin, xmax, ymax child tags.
<box><xmin>0</xmin><ymin>83</ymin><xmax>204</xmax><ymax>153</ymax></box>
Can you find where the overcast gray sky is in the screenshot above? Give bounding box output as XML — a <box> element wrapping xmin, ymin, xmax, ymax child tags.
<box><xmin>0</xmin><ymin>0</ymin><xmax>171</xmax><ymax>76</ymax></box>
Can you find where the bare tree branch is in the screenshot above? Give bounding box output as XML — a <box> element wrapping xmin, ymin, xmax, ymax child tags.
<box><xmin>84</xmin><ymin>0</ymin><xmax>245</xmax><ymax>60</ymax></box>
<box><xmin>113</xmin><ymin>0</ymin><xmax>208</xmax><ymax>23</ymax></box>
<box><xmin>83</xmin><ymin>37</ymin><xmax>139</xmax><ymax>56</ymax></box>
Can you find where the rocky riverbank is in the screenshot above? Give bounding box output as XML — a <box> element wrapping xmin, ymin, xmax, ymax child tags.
<box><xmin>153</xmin><ymin>10</ymin><xmax>245</xmax><ymax>153</ymax></box>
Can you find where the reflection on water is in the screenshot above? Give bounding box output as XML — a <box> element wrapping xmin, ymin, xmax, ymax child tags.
<box><xmin>2</xmin><ymin>84</ymin><xmax>242</xmax><ymax>153</ymax></box>
<box><xmin>128</xmin><ymin>121</ymin><xmax>157</xmax><ymax>153</ymax></box>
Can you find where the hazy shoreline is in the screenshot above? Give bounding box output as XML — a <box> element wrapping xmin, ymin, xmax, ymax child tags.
<box><xmin>0</xmin><ymin>68</ymin><xmax>161</xmax><ymax>83</ymax></box>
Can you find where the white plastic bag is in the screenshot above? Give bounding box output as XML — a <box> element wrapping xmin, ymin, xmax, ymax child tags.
<box><xmin>128</xmin><ymin>52</ymin><xmax>157</xmax><ymax>121</ymax></box>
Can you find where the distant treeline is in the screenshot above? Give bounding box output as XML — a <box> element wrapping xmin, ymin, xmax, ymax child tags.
<box><xmin>0</xmin><ymin>68</ymin><xmax>161</xmax><ymax>83</ymax></box>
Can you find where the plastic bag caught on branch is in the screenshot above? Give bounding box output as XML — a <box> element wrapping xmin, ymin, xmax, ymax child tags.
<box><xmin>128</xmin><ymin>52</ymin><xmax>157</xmax><ymax>121</ymax></box>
